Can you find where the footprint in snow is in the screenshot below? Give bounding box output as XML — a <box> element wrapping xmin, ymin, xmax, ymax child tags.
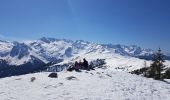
<box><xmin>105</xmin><ymin>74</ymin><xmax>112</xmax><ymax>77</ymax></box>
<box><xmin>66</xmin><ymin>76</ymin><xmax>78</xmax><ymax>81</ymax></box>
<box><xmin>90</xmin><ymin>73</ymin><xmax>94</xmax><ymax>75</ymax></box>
<box><xmin>44</xmin><ymin>85</ymin><xmax>58</xmax><ymax>89</ymax></box>
<box><xmin>15</xmin><ymin>78</ymin><xmax>22</xmax><ymax>80</ymax></box>
<box><xmin>99</xmin><ymin>75</ymin><xmax>106</xmax><ymax>79</ymax></box>
<box><xmin>58</xmin><ymin>83</ymin><xmax>64</xmax><ymax>86</ymax></box>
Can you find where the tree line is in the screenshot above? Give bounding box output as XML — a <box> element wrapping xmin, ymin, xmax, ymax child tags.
<box><xmin>131</xmin><ymin>48</ymin><xmax>170</xmax><ymax>80</ymax></box>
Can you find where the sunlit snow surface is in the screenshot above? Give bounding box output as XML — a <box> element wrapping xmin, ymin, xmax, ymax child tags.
<box><xmin>1</xmin><ymin>38</ymin><xmax>170</xmax><ymax>100</ymax></box>
<box><xmin>0</xmin><ymin>68</ymin><xmax>170</xmax><ymax>100</ymax></box>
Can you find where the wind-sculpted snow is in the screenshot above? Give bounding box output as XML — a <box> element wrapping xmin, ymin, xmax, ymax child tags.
<box><xmin>0</xmin><ymin>68</ymin><xmax>170</xmax><ymax>100</ymax></box>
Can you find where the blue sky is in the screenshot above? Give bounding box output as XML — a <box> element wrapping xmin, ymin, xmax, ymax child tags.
<box><xmin>0</xmin><ymin>0</ymin><xmax>170</xmax><ymax>53</ymax></box>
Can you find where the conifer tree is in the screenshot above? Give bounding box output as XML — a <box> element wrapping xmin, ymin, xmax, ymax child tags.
<box><xmin>149</xmin><ymin>48</ymin><xmax>165</xmax><ymax>80</ymax></box>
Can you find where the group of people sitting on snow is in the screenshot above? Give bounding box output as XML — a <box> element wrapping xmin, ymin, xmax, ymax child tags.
<box><xmin>67</xmin><ymin>58</ymin><xmax>95</xmax><ymax>72</ymax></box>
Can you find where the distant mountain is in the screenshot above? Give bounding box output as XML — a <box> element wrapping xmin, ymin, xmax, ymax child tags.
<box><xmin>1</xmin><ymin>37</ymin><xmax>169</xmax><ymax>65</ymax></box>
<box><xmin>0</xmin><ymin>37</ymin><xmax>169</xmax><ymax>78</ymax></box>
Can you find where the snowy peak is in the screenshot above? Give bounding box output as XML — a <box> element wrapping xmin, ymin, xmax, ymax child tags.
<box><xmin>74</xmin><ymin>40</ymin><xmax>90</xmax><ymax>45</ymax></box>
<box><xmin>10</xmin><ymin>42</ymin><xmax>31</xmax><ymax>59</ymax></box>
<box><xmin>0</xmin><ymin>37</ymin><xmax>170</xmax><ymax>78</ymax></box>
<box><xmin>0</xmin><ymin>40</ymin><xmax>8</xmax><ymax>43</ymax></box>
<box><xmin>40</xmin><ymin>37</ymin><xmax>60</xmax><ymax>43</ymax></box>
<box><xmin>72</xmin><ymin>40</ymin><xmax>90</xmax><ymax>50</ymax></box>
<box><xmin>101</xmin><ymin>44</ymin><xmax>153</xmax><ymax>56</ymax></box>
<box><xmin>39</xmin><ymin>37</ymin><xmax>73</xmax><ymax>44</ymax></box>
<box><xmin>120</xmin><ymin>45</ymin><xmax>153</xmax><ymax>56</ymax></box>
<box><xmin>0</xmin><ymin>37</ymin><xmax>161</xmax><ymax>67</ymax></box>
<box><xmin>0</xmin><ymin>40</ymin><xmax>13</xmax><ymax>57</ymax></box>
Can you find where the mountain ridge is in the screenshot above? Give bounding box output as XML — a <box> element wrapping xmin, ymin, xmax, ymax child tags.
<box><xmin>1</xmin><ymin>37</ymin><xmax>170</xmax><ymax>78</ymax></box>
<box><xmin>0</xmin><ymin>37</ymin><xmax>166</xmax><ymax>65</ymax></box>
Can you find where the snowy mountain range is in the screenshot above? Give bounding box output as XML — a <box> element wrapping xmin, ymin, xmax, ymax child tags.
<box><xmin>0</xmin><ymin>37</ymin><xmax>155</xmax><ymax>64</ymax></box>
<box><xmin>0</xmin><ymin>37</ymin><xmax>170</xmax><ymax>78</ymax></box>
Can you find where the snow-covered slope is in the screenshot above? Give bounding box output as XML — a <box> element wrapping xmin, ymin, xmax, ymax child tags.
<box><xmin>25</xmin><ymin>37</ymin><xmax>74</xmax><ymax>61</ymax></box>
<box><xmin>0</xmin><ymin>37</ymin><xmax>155</xmax><ymax>65</ymax></box>
<box><xmin>0</xmin><ymin>41</ymin><xmax>45</xmax><ymax>66</ymax></box>
<box><xmin>0</xmin><ymin>37</ymin><xmax>169</xmax><ymax>74</ymax></box>
<box><xmin>0</xmin><ymin>40</ymin><xmax>13</xmax><ymax>57</ymax></box>
<box><xmin>52</xmin><ymin>48</ymin><xmax>170</xmax><ymax>72</ymax></box>
<box><xmin>1</xmin><ymin>38</ymin><xmax>170</xmax><ymax>100</ymax></box>
<box><xmin>0</xmin><ymin>68</ymin><xmax>170</xmax><ymax>100</ymax></box>
<box><xmin>28</xmin><ymin>37</ymin><xmax>154</xmax><ymax>60</ymax></box>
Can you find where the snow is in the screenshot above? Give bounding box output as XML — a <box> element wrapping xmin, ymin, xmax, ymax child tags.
<box><xmin>0</xmin><ymin>41</ymin><xmax>13</xmax><ymax>55</ymax></box>
<box><xmin>1</xmin><ymin>38</ymin><xmax>170</xmax><ymax>99</ymax></box>
<box><xmin>7</xmin><ymin>56</ymin><xmax>31</xmax><ymax>65</ymax></box>
<box><xmin>0</xmin><ymin>37</ymin><xmax>157</xmax><ymax>67</ymax></box>
<box><xmin>58</xmin><ymin>52</ymin><xmax>168</xmax><ymax>72</ymax></box>
<box><xmin>0</xmin><ymin>68</ymin><xmax>170</xmax><ymax>100</ymax></box>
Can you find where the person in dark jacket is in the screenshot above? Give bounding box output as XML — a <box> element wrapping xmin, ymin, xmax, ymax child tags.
<box><xmin>83</xmin><ymin>58</ymin><xmax>89</xmax><ymax>70</ymax></box>
<box><xmin>74</xmin><ymin>61</ymin><xmax>81</xmax><ymax>72</ymax></box>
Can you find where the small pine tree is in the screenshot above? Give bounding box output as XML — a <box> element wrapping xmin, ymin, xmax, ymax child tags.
<box><xmin>149</xmin><ymin>48</ymin><xmax>165</xmax><ymax>80</ymax></box>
